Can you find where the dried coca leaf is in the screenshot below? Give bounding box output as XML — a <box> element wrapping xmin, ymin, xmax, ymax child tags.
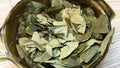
<box><xmin>80</xmin><ymin>45</ymin><xmax>99</xmax><ymax>63</ymax></box>
<box><xmin>83</xmin><ymin>39</ymin><xmax>101</xmax><ymax>52</ymax></box>
<box><xmin>25</xmin><ymin>26</ymin><xmax>33</xmax><ymax>35</ymax></box>
<box><xmin>31</xmin><ymin>31</ymin><xmax>41</xmax><ymax>45</ymax></box>
<box><xmin>47</xmin><ymin>0</ymin><xmax>63</xmax><ymax>14</ymax></box>
<box><xmin>52</xmin><ymin>64</ymin><xmax>65</xmax><ymax>68</ymax></box>
<box><xmin>65</xmin><ymin>18</ymin><xmax>78</xmax><ymax>35</ymax></box>
<box><xmin>83</xmin><ymin>52</ymin><xmax>101</xmax><ymax>68</ymax></box>
<box><xmin>63</xmin><ymin>0</ymin><xmax>73</xmax><ymax>8</ymax></box>
<box><xmin>27</xmin><ymin>1</ymin><xmax>44</xmax><ymax>8</ymax></box>
<box><xmin>37</xmin><ymin>14</ymin><xmax>50</xmax><ymax>25</ymax></box>
<box><xmin>59</xmin><ymin>42</ymin><xmax>79</xmax><ymax>59</ymax></box>
<box><xmin>25</xmin><ymin>47</ymin><xmax>36</xmax><ymax>53</ymax></box>
<box><xmin>46</xmin><ymin>45</ymin><xmax>53</xmax><ymax>56</ymax></box>
<box><xmin>62</xmin><ymin>58</ymin><xmax>80</xmax><ymax>68</ymax></box>
<box><xmin>53</xmin><ymin>49</ymin><xmax>61</xmax><ymax>57</ymax></box>
<box><xmin>16</xmin><ymin>44</ymin><xmax>26</xmax><ymax>59</ymax></box>
<box><xmin>76</xmin><ymin>43</ymin><xmax>87</xmax><ymax>55</ymax></box>
<box><xmin>49</xmin><ymin>39</ymin><xmax>62</xmax><ymax>48</ymax></box>
<box><xmin>75</xmin><ymin>30</ymin><xmax>93</xmax><ymax>42</ymax></box>
<box><xmin>63</xmin><ymin>7</ymin><xmax>86</xmax><ymax>34</ymax></box>
<box><xmin>82</xmin><ymin>8</ymin><xmax>95</xmax><ymax>16</ymax></box>
<box><xmin>54</xmin><ymin>26</ymin><xmax>68</xmax><ymax>37</ymax></box>
<box><xmin>99</xmin><ymin>28</ymin><xmax>115</xmax><ymax>55</ymax></box>
<box><xmin>91</xmin><ymin>15</ymin><xmax>110</xmax><ymax>33</ymax></box>
<box><xmin>18</xmin><ymin>37</ymin><xmax>29</xmax><ymax>46</ymax></box>
<box><xmin>51</xmin><ymin>0</ymin><xmax>63</xmax><ymax>7</ymax></box>
<box><xmin>33</xmin><ymin>51</ymin><xmax>52</xmax><ymax>62</ymax></box>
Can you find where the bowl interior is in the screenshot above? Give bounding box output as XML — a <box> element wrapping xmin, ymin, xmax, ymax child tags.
<box><xmin>3</xmin><ymin>0</ymin><xmax>105</xmax><ymax>67</ymax></box>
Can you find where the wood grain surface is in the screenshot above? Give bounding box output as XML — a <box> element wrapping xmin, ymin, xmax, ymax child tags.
<box><xmin>0</xmin><ymin>0</ymin><xmax>120</xmax><ymax>68</ymax></box>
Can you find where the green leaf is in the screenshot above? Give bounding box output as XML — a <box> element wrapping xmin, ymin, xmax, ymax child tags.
<box><xmin>63</xmin><ymin>7</ymin><xmax>86</xmax><ymax>34</ymax></box>
<box><xmin>52</xmin><ymin>64</ymin><xmax>65</xmax><ymax>68</ymax></box>
<box><xmin>83</xmin><ymin>39</ymin><xmax>101</xmax><ymax>52</ymax></box>
<box><xmin>33</xmin><ymin>63</ymin><xmax>45</xmax><ymax>68</ymax></box>
<box><xmin>99</xmin><ymin>28</ymin><xmax>115</xmax><ymax>55</ymax></box>
<box><xmin>29</xmin><ymin>24</ymin><xmax>40</xmax><ymax>31</ymax></box>
<box><xmin>82</xmin><ymin>8</ymin><xmax>95</xmax><ymax>16</ymax></box>
<box><xmin>33</xmin><ymin>51</ymin><xmax>52</xmax><ymax>62</ymax></box>
<box><xmin>49</xmin><ymin>39</ymin><xmax>62</xmax><ymax>48</ymax></box>
<box><xmin>76</xmin><ymin>43</ymin><xmax>87</xmax><ymax>55</ymax></box>
<box><xmin>59</xmin><ymin>42</ymin><xmax>79</xmax><ymax>59</ymax></box>
<box><xmin>25</xmin><ymin>14</ymin><xmax>32</xmax><ymax>24</ymax></box>
<box><xmin>40</xmin><ymin>38</ymin><xmax>48</xmax><ymax>45</ymax></box>
<box><xmin>62</xmin><ymin>58</ymin><xmax>80</xmax><ymax>68</ymax></box>
<box><xmin>47</xmin><ymin>7</ymin><xmax>63</xmax><ymax>15</ymax></box>
<box><xmin>53</xmin><ymin>49</ymin><xmax>61</xmax><ymax>57</ymax></box>
<box><xmin>57</xmin><ymin>33</ymin><xmax>75</xmax><ymax>43</ymax></box>
<box><xmin>23</xmin><ymin>41</ymin><xmax>36</xmax><ymax>47</ymax></box>
<box><xmin>18</xmin><ymin>22</ymin><xmax>25</xmax><ymax>33</ymax></box>
<box><xmin>46</xmin><ymin>45</ymin><xmax>53</xmax><ymax>56</ymax></box>
<box><xmin>65</xmin><ymin>18</ymin><xmax>78</xmax><ymax>36</ymax></box>
<box><xmin>27</xmin><ymin>1</ymin><xmax>44</xmax><ymax>8</ymax></box>
<box><xmin>75</xmin><ymin>30</ymin><xmax>93</xmax><ymax>42</ymax></box>
<box><xmin>55</xmin><ymin>10</ymin><xmax>63</xmax><ymax>21</ymax></box>
<box><xmin>83</xmin><ymin>52</ymin><xmax>101</xmax><ymax>68</ymax></box>
<box><xmin>91</xmin><ymin>15</ymin><xmax>110</xmax><ymax>33</ymax></box>
<box><xmin>80</xmin><ymin>45</ymin><xmax>99</xmax><ymax>63</ymax></box>
<box><xmin>52</xmin><ymin>20</ymin><xmax>66</xmax><ymax>26</ymax></box>
<box><xmin>31</xmin><ymin>32</ymin><xmax>41</xmax><ymax>45</ymax></box>
<box><xmin>25</xmin><ymin>47</ymin><xmax>36</xmax><ymax>53</ymax></box>
<box><xmin>63</xmin><ymin>0</ymin><xmax>73</xmax><ymax>8</ymax></box>
<box><xmin>45</xmin><ymin>59</ymin><xmax>62</xmax><ymax>65</ymax></box>
<box><xmin>51</xmin><ymin>0</ymin><xmax>63</xmax><ymax>7</ymax></box>
<box><xmin>37</xmin><ymin>14</ymin><xmax>50</xmax><ymax>25</ymax></box>
<box><xmin>47</xmin><ymin>0</ymin><xmax>63</xmax><ymax>14</ymax></box>
<box><xmin>18</xmin><ymin>37</ymin><xmax>29</xmax><ymax>46</ymax></box>
<box><xmin>31</xmin><ymin>32</ymin><xmax>45</xmax><ymax>51</ymax></box>
<box><xmin>25</xmin><ymin>26</ymin><xmax>33</xmax><ymax>35</ymax></box>
<box><xmin>54</xmin><ymin>26</ymin><xmax>68</xmax><ymax>37</ymax></box>
<box><xmin>16</xmin><ymin>44</ymin><xmax>26</xmax><ymax>59</ymax></box>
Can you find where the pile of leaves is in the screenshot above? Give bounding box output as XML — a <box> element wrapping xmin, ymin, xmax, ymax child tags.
<box><xmin>16</xmin><ymin>0</ymin><xmax>114</xmax><ymax>68</ymax></box>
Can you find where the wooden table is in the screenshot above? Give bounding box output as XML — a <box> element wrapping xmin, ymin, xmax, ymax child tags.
<box><xmin>0</xmin><ymin>0</ymin><xmax>120</xmax><ymax>68</ymax></box>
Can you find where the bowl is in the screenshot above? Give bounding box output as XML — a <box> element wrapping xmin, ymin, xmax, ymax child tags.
<box><xmin>1</xmin><ymin>0</ymin><xmax>115</xmax><ymax>68</ymax></box>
